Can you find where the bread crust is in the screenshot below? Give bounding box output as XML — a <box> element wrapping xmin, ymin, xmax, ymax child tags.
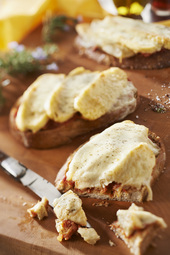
<box><xmin>75</xmin><ymin>36</ymin><xmax>170</xmax><ymax>70</ymax></box>
<box><xmin>9</xmin><ymin>89</ymin><xmax>138</xmax><ymax>149</ymax></box>
<box><xmin>110</xmin><ymin>221</ymin><xmax>165</xmax><ymax>255</ymax></box>
<box><xmin>55</xmin><ymin>131</ymin><xmax>166</xmax><ymax>202</ymax></box>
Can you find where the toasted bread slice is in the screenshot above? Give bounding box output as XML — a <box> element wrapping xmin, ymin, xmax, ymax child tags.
<box><xmin>55</xmin><ymin>121</ymin><xmax>166</xmax><ymax>202</ymax></box>
<box><xmin>75</xmin><ymin>16</ymin><xmax>170</xmax><ymax>69</ymax></box>
<box><xmin>9</xmin><ymin>67</ymin><xmax>138</xmax><ymax>149</ymax></box>
<box><xmin>110</xmin><ymin>204</ymin><xmax>167</xmax><ymax>255</ymax></box>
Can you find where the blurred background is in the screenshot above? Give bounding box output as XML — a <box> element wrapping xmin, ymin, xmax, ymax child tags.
<box><xmin>0</xmin><ymin>0</ymin><xmax>169</xmax><ymax>50</ymax></box>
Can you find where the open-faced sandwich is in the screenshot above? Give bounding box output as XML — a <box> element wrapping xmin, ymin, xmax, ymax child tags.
<box><xmin>55</xmin><ymin>120</ymin><xmax>166</xmax><ymax>202</ymax></box>
<box><xmin>75</xmin><ymin>16</ymin><xmax>170</xmax><ymax>69</ymax></box>
<box><xmin>110</xmin><ymin>203</ymin><xmax>167</xmax><ymax>255</ymax></box>
<box><xmin>10</xmin><ymin>67</ymin><xmax>138</xmax><ymax>149</ymax></box>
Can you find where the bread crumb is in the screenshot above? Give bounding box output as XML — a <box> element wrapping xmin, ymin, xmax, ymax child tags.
<box><xmin>110</xmin><ymin>204</ymin><xmax>167</xmax><ymax>255</ymax></box>
<box><xmin>109</xmin><ymin>240</ymin><xmax>116</xmax><ymax>246</ymax></box>
<box><xmin>92</xmin><ymin>201</ymin><xmax>110</xmax><ymax>207</ymax></box>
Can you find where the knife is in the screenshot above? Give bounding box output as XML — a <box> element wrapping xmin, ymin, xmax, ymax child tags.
<box><xmin>0</xmin><ymin>150</ymin><xmax>91</xmax><ymax>227</ymax></box>
<box><xmin>0</xmin><ymin>150</ymin><xmax>62</xmax><ymax>207</ymax></box>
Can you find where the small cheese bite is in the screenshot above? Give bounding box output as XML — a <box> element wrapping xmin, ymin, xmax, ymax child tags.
<box><xmin>110</xmin><ymin>204</ymin><xmax>167</xmax><ymax>255</ymax></box>
<box><xmin>77</xmin><ymin>227</ymin><xmax>100</xmax><ymax>245</ymax></box>
<box><xmin>53</xmin><ymin>190</ymin><xmax>87</xmax><ymax>226</ymax></box>
<box><xmin>27</xmin><ymin>197</ymin><xmax>49</xmax><ymax>220</ymax></box>
<box><xmin>53</xmin><ymin>190</ymin><xmax>100</xmax><ymax>244</ymax></box>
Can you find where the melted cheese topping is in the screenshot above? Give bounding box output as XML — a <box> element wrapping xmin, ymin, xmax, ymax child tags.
<box><xmin>77</xmin><ymin>227</ymin><xmax>100</xmax><ymax>245</ymax></box>
<box><xmin>74</xmin><ymin>67</ymin><xmax>130</xmax><ymax>120</ymax></box>
<box><xmin>66</xmin><ymin>121</ymin><xmax>160</xmax><ymax>200</ymax></box>
<box><xmin>117</xmin><ymin>203</ymin><xmax>167</xmax><ymax>237</ymax></box>
<box><xmin>16</xmin><ymin>73</ymin><xmax>65</xmax><ymax>133</ymax></box>
<box><xmin>76</xmin><ymin>16</ymin><xmax>170</xmax><ymax>59</ymax></box>
<box><xmin>16</xmin><ymin>67</ymin><xmax>137</xmax><ymax>132</ymax></box>
<box><xmin>45</xmin><ymin>67</ymin><xmax>99</xmax><ymax>122</ymax></box>
<box><xmin>53</xmin><ymin>190</ymin><xmax>87</xmax><ymax>226</ymax></box>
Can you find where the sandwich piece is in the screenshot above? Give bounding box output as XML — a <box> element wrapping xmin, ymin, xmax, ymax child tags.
<box><xmin>55</xmin><ymin>120</ymin><xmax>166</xmax><ymax>202</ymax></box>
<box><xmin>75</xmin><ymin>16</ymin><xmax>170</xmax><ymax>69</ymax></box>
<box><xmin>53</xmin><ymin>190</ymin><xmax>100</xmax><ymax>244</ymax></box>
<box><xmin>27</xmin><ymin>197</ymin><xmax>49</xmax><ymax>220</ymax></box>
<box><xmin>110</xmin><ymin>203</ymin><xmax>167</xmax><ymax>255</ymax></box>
<box><xmin>10</xmin><ymin>67</ymin><xmax>138</xmax><ymax>149</ymax></box>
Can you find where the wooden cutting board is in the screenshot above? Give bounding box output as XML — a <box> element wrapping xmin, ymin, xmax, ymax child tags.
<box><xmin>0</xmin><ymin>26</ymin><xmax>170</xmax><ymax>255</ymax></box>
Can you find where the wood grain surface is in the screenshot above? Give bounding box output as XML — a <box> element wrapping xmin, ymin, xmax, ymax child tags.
<box><xmin>0</xmin><ymin>26</ymin><xmax>170</xmax><ymax>255</ymax></box>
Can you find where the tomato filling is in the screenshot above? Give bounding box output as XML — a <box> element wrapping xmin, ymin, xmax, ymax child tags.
<box><xmin>61</xmin><ymin>177</ymin><xmax>131</xmax><ymax>197</ymax></box>
<box><xmin>57</xmin><ymin>219</ymin><xmax>78</xmax><ymax>241</ymax></box>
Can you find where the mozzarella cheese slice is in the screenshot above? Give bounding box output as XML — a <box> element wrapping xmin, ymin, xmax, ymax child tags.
<box><xmin>66</xmin><ymin>121</ymin><xmax>160</xmax><ymax>200</ymax></box>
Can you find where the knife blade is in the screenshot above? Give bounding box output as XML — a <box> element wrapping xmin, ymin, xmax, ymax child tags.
<box><xmin>0</xmin><ymin>150</ymin><xmax>63</xmax><ymax>207</ymax></box>
<box><xmin>0</xmin><ymin>150</ymin><xmax>91</xmax><ymax>227</ymax></box>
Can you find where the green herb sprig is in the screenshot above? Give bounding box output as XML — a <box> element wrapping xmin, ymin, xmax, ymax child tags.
<box><xmin>43</xmin><ymin>15</ymin><xmax>78</xmax><ymax>42</ymax></box>
<box><xmin>0</xmin><ymin>14</ymin><xmax>78</xmax><ymax>108</ymax></box>
<box><xmin>0</xmin><ymin>43</ymin><xmax>58</xmax><ymax>75</ymax></box>
<box><xmin>0</xmin><ymin>42</ymin><xmax>58</xmax><ymax>107</ymax></box>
